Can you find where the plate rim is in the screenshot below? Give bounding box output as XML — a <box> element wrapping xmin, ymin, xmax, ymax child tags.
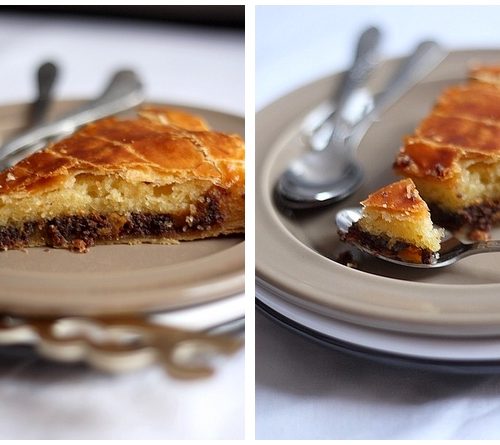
<box><xmin>0</xmin><ymin>100</ymin><xmax>245</xmax><ymax>316</ymax></box>
<box><xmin>256</xmin><ymin>48</ymin><xmax>500</xmax><ymax>336</ymax></box>
<box><xmin>256</xmin><ymin>298</ymin><xmax>500</xmax><ymax>374</ymax></box>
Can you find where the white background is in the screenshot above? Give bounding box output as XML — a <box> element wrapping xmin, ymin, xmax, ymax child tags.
<box><xmin>0</xmin><ymin>12</ymin><xmax>244</xmax><ymax>115</ymax></box>
<box><xmin>256</xmin><ymin>5</ymin><xmax>500</xmax><ymax>440</ymax></box>
<box><xmin>0</xmin><ymin>10</ymin><xmax>244</xmax><ymax>440</ymax></box>
<box><xmin>257</xmin><ymin>5</ymin><xmax>500</xmax><ymax>110</ymax></box>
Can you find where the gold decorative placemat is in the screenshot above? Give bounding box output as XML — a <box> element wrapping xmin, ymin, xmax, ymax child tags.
<box><xmin>0</xmin><ymin>314</ymin><xmax>243</xmax><ymax>378</ymax></box>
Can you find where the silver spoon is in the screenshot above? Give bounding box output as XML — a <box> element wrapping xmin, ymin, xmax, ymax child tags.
<box><xmin>277</xmin><ymin>40</ymin><xmax>447</xmax><ymax>210</ymax></box>
<box><xmin>276</xmin><ymin>25</ymin><xmax>381</xmax><ymax>210</ymax></box>
<box><xmin>336</xmin><ymin>206</ymin><xmax>500</xmax><ymax>268</ymax></box>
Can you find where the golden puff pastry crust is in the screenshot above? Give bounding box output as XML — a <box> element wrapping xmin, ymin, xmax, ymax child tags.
<box><xmin>0</xmin><ymin>105</ymin><xmax>245</xmax><ymax>252</ymax></box>
<box><xmin>393</xmin><ymin>66</ymin><xmax>500</xmax><ymax>239</ymax></box>
<box><xmin>341</xmin><ymin>179</ymin><xmax>443</xmax><ymax>264</ymax></box>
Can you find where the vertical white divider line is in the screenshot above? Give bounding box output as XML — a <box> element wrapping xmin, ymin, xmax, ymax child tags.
<box><xmin>244</xmin><ymin>1</ymin><xmax>256</xmax><ymax>441</ymax></box>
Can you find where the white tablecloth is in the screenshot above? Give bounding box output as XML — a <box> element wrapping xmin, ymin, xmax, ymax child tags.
<box><xmin>256</xmin><ymin>5</ymin><xmax>500</xmax><ymax>439</ymax></box>
<box><xmin>0</xmin><ymin>11</ymin><xmax>243</xmax><ymax>440</ymax></box>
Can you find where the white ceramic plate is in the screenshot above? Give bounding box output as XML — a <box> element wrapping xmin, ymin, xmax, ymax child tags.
<box><xmin>256</xmin><ymin>49</ymin><xmax>500</xmax><ymax>339</ymax></box>
<box><xmin>257</xmin><ymin>282</ymin><xmax>500</xmax><ymax>367</ymax></box>
<box><xmin>0</xmin><ymin>101</ymin><xmax>244</xmax><ymax>316</ymax></box>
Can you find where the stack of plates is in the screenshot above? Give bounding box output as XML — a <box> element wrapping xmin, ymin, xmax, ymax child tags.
<box><xmin>0</xmin><ymin>102</ymin><xmax>245</xmax><ymax>372</ymax></box>
<box><xmin>256</xmin><ymin>50</ymin><xmax>500</xmax><ymax>373</ymax></box>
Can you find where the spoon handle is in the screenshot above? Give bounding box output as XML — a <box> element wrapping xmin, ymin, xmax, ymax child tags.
<box><xmin>334</xmin><ymin>26</ymin><xmax>381</xmax><ymax>114</ymax></box>
<box><xmin>27</xmin><ymin>61</ymin><xmax>58</xmax><ymax>128</ymax></box>
<box><xmin>0</xmin><ymin>70</ymin><xmax>144</xmax><ymax>170</ymax></box>
<box><xmin>312</xmin><ymin>26</ymin><xmax>381</xmax><ymax>146</ymax></box>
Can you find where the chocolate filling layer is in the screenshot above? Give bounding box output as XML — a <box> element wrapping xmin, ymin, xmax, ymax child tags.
<box><xmin>340</xmin><ymin>224</ymin><xmax>435</xmax><ymax>264</ymax></box>
<box><xmin>429</xmin><ymin>201</ymin><xmax>500</xmax><ymax>233</ymax></box>
<box><xmin>0</xmin><ymin>187</ymin><xmax>228</xmax><ymax>252</ymax></box>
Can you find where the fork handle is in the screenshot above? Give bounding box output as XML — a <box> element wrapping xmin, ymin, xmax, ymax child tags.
<box><xmin>455</xmin><ymin>238</ymin><xmax>500</xmax><ymax>263</ymax></box>
<box><xmin>474</xmin><ymin>239</ymin><xmax>500</xmax><ymax>253</ymax></box>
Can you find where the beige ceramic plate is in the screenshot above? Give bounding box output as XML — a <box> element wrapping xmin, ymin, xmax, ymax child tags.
<box><xmin>256</xmin><ymin>49</ymin><xmax>500</xmax><ymax>337</ymax></box>
<box><xmin>0</xmin><ymin>101</ymin><xmax>244</xmax><ymax>316</ymax></box>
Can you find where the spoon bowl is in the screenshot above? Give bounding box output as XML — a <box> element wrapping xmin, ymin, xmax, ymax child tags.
<box><xmin>336</xmin><ymin>206</ymin><xmax>500</xmax><ymax>268</ymax></box>
<box><xmin>277</xmin><ymin>142</ymin><xmax>364</xmax><ymax>209</ymax></box>
<box><xmin>276</xmin><ymin>40</ymin><xmax>447</xmax><ymax>210</ymax></box>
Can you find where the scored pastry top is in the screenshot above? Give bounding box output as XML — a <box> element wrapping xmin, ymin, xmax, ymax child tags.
<box><xmin>361</xmin><ymin>178</ymin><xmax>429</xmax><ymax>214</ymax></box>
<box><xmin>394</xmin><ymin>66</ymin><xmax>500</xmax><ymax>180</ymax></box>
<box><xmin>0</xmin><ymin>105</ymin><xmax>245</xmax><ymax>196</ymax></box>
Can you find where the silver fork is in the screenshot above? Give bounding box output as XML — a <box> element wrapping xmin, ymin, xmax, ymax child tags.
<box><xmin>336</xmin><ymin>206</ymin><xmax>500</xmax><ymax>268</ymax></box>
